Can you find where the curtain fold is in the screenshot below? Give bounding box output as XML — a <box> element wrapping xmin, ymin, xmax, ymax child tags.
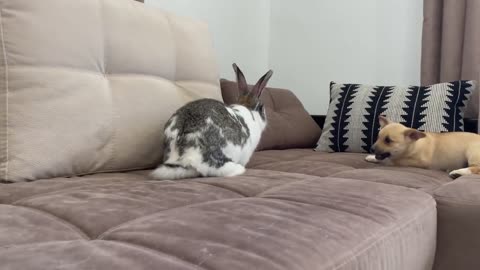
<box><xmin>421</xmin><ymin>0</ymin><xmax>480</xmax><ymax>119</ymax></box>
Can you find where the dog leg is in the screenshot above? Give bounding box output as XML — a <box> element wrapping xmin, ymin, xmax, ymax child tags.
<box><xmin>454</xmin><ymin>146</ymin><xmax>480</xmax><ymax>179</ymax></box>
<box><xmin>449</xmin><ymin>167</ymin><xmax>480</xmax><ymax>179</ymax></box>
<box><xmin>449</xmin><ymin>168</ymin><xmax>474</xmax><ymax>179</ymax></box>
<box><xmin>365</xmin><ymin>155</ymin><xmax>380</xmax><ymax>163</ymax></box>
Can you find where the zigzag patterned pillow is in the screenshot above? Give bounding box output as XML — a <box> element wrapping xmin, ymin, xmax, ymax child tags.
<box><xmin>316</xmin><ymin>80</ymin><xmax>476</xmax><ymax>153</ymax></box>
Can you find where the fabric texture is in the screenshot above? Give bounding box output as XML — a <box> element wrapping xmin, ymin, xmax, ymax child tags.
<box><xmin>221</xmin><ymin>79</ymin><xmax>322</xmax><ymax>150</ymax></box>
<box><xmin>248</xmin><ymin>149</ymin><xmax>452</xmax><ymax>194</ymax></box>
<box><xmin>0</xmin><ymin>0</ymin><xmax>222</xmax><ymax>182</ymax></box>
<box><xmin>0</xmin><ymin>160</ymin><xmax>437</xmax><ymax>270</ymax></box>
<box><xmin>433</xmin><ymin>176</ymin><xmax>480</xmax><ymax>270</ymax></box>
<box><xmin>421</xmin><ymin>0</ymin><xmax>480</xmax><ymax>119</ymax></box>
<box><xmin>316</xmin><ymin>81</ymin><xmax>475</xmax><ymax>153</ymax></box>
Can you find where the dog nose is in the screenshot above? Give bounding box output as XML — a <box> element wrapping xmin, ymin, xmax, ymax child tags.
<box><xmin>370</xmin><ymin>146</ymin><xmax>376</xmax><ymax>153</ymax></box>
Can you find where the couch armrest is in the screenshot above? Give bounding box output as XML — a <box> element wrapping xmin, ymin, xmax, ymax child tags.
<box><xmin>312</xmin><ymin>115</ymin><xmax>478</xmax><ymax>133</ymax></box>
<box><xmin>433</xmin><ymin>177</ymin><xmax>480</xmax><ymax>270</ymax></box>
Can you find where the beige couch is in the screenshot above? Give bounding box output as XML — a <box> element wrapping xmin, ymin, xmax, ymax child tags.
<box><xmin>0</xmin><ymin>1</ymin><xmax>479</xmax><ymax>270</ymax></box>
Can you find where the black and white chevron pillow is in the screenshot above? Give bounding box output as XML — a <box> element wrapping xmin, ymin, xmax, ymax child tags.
<box><xmin>316</xmin><ymin>80</ymin><xmax>476</xmax><ymax>153</ymax></box>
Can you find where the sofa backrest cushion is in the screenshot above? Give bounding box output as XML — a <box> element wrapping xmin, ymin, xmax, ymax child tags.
<box><xmin>0</xmin><ymin>0</ymin><xmax>222</xmax><ymax>182</ymax></box>
<box><xmin>221</xmin><ymin>79</ymin><xmax>322</xmax><ymax>151</ymax></box>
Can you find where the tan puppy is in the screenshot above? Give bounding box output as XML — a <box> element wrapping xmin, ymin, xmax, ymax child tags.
<box><xmin>365</xmin><ymin>116</ymin><xmax>480</xmax><ymax>179</ymax></box>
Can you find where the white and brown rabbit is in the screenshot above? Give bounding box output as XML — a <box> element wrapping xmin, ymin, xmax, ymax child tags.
<box><xmin>150</xmin><ymin>64</ymin><xmax>273</xmax><ymax>180</ymax></box>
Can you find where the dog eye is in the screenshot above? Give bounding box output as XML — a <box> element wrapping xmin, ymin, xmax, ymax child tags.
<box><xmin>384</xmin><ymin>136</ymin><xmax>392</xmax><ymax>144</ymax></box>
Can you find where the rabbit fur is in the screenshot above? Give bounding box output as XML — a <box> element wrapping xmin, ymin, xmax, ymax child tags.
<box><xmin>151</xmin><ymin>64</ymin><xmax>273</xmax><ymax>180</ymax></box>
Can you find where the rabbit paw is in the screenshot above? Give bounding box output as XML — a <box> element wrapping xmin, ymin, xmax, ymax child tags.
<box><xmin>216</xmin><ymin>162</ymin><xmax>246</xmax><ymax>177</ymax></box>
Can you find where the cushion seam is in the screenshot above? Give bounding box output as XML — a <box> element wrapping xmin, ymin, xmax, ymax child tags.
<box><xmin>14</xmin><ymin>193</ymin><xmax>164</xmax><ymax>213</ymax></box>
<box><xmin>99</xmin><ymin>0</ymin><xmax>117</xmax><ymax>171</ymax></box>
<box><xmin>4</xmin><ymin>164</ymin><xmax>157</xmax><ymax>184</ymax></box>
<box><xmin>3</xmin><ymin>64</ymin><xmax>215</xmax><ymax>85</ymax></box>
<box><xmin>189</xmin><ymin>181</ymin><xmax>248</xmax><ymax>197</ymax></box>
<box><xmin>330</xmin><ymin>168</ymin><xmax>445</xmax><ymax>183</ymax></box>
<box><xmin>4</xmin><ymin>204</ymin><xmax>90</xmax><ymax>240</ymax></box>
<box><xmin>97</xmin><ymin>198</ymin><xmax>265</xmax><ymax>239</ymax></box>
<box><xmin>100</xmin><ymin>0</ymin><xmax>107</xmax><ymax>75</ymax></box>
<box><xmin>164</xmin><ymin>13</ymin><xmax>177</xmax><ymax>82</ymax></box>
<box><xmin>8</xmin><ymin>183</ymin><xmax>130</xmax><ymax>205</ymax></box>
<box><xmin>2</xmin><ymin>64</ymin><xmax>220</xmax><ymax>87</ymax></box>
<box><xmin>261</xmin><ymin>197</ymin><xmax>388</xmax><ymax>226</ymax></box>
<box><xmin>5</xmin><ymin>178</ymin><xmax>147</xmax><ymax>204</ymax></box>
<box><xmin>0</xmin><ymin>8</ymin><xmax>8</xmax><ymax>181</ymax></box>
<box><xmin>0</xmin><ymin>240</ymin><xmax>79</xmax><ymax>249</ymax></box>
<box><xmin>105</xmin><ymin>78</ymin><xmax>117</xmax><ymax>169</ymax></box>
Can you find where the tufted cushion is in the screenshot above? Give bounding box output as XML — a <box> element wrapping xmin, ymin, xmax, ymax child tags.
<box><xmin>248</xmin><ymin>149</ymin><xmax>453</xmax><ymax>193</ymax></box>
<box><xmin>0</xmin><ymin>168</ymin><xmax>436</xmax><ymax>270</ymax></box>
<box><xmin>0</xmin><ymin>0</ymin><xmax>222</xmax><ymax>182</ymax></box>
<box><xmin>221</xmin><ymin>79</ymin><xmax>322</xmax><ymax>151</ymax></box>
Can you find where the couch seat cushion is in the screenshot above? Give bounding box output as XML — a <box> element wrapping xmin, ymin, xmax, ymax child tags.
<box><xmin>432</xmin><ymin>176</ymin><xmax>480</xmax><ymax>270</ymax></box>
<box><xmin>249</xmin><ymin>149</ymin><xmax>453</xmax><ymax>193</ymax></box>
<box><xmin>1</xmin><ymin>170</ymin><xmax>435</xmax><ymax>270</ymax></box>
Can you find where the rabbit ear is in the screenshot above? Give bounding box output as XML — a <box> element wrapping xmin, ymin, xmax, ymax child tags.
<box><xmin>232</xmin><ymin>63</ymin><xmax>249</xmax><ymax>95</ymax></box>
<box><xmin>252</xmin><ymin>69</ymin><xmax>273</xmax><ymax>98</ymax></box>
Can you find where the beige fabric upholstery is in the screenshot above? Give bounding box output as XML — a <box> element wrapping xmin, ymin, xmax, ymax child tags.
<box><xmin>433</xmin><ymin>176</ymin><xmax>480</xmax><ymax>270</ymax></box>
<box><xmin>249</xmin><ymin>149</ymin><xmax>453</xmax><ymax>193</ymax></box>
<box><xmin>0</xmin><ymin>167</ymin><xmax>436</xmax><ymax>270</ymax></box>
<box><xmin>0</xmin><ymin>0</ymin><xmax>222</xmax><ymax>182</ymax></box>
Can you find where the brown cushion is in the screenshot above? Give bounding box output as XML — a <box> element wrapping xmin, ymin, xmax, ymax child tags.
<box><xmin>0</xmin><ymin>170</ymin><xmax>436</xmax><ymax>270</ymax></box>
<box><xmin>0</xmin><ymin>0</ymin><xmax>222</xmax><ymax>182</ymax></box>
<box><xmin>221</xmin><ymin>79</ymin><xmax>322</xmax><ymax>151</ymax></box>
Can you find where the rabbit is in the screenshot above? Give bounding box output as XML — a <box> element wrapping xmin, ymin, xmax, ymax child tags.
<box><xmin>150</xmin><ymin>63</ymin><xmax>273</xmax><ymax>180</ymax></box>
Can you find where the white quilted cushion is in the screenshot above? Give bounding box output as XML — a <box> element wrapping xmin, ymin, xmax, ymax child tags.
<box><xmin>0</xmin><ymin>0</ymin><xmax>222</xmax><ymax>182</ymax></box>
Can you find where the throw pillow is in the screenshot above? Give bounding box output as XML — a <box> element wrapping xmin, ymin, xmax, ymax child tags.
<box><xmin>221</xmin><ymin>79</ymin><xmax>322</xmax><ymax>151</ymax></box>
<box><xmin>316</xmin><ymin>80</ymin><xmax>476</xmax><ymax>153</ymax></box>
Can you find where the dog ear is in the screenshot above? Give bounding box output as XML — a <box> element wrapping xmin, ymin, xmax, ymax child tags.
<box><xmin>404</xmin><ymin>129</ymin><xmax>426</xmax><ymax>141</ymax></box>
<box><xmin>379</xmin><ymin>115</ymin><xmax>391</xmax><ymax>129</ymax></box>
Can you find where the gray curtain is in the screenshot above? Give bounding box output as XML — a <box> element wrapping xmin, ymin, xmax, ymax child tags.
<box><xmin>421</xmin><ymin>0</ymin><xmax>480</xmax><ymax>118</ymax></box>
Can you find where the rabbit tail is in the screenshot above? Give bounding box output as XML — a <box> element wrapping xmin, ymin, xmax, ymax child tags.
<box><xmin>150</xmin><ymin>163</ymin><xmax>199</xmax><ymax>180</ymax></box>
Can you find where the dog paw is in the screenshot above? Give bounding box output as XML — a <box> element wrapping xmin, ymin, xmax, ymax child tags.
<box><xmin>449</xmin><ymin>168</ymin><xmax>472</xmax><ymax>179</ymax></box>
<box><xmin>449</xmin><ymin>173</ymin><xmax>462</xmax><ymax>180</ymax></box>
<box><xmin>365</xmin><ymin>155</ymin><xmax>379</xmax><ymax>163</ymax></box>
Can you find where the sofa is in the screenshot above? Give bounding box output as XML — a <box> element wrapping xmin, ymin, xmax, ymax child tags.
<box><xmin>1</xmin><ymin>1</ymin><xmax>479</xmax><ymax>270</ymax></box>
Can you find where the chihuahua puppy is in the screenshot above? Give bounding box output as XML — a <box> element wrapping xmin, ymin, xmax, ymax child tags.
<box><xmin>366</xmin><ymin>116</ymin><xmax>480</xmax><ymax>179</ymax></box>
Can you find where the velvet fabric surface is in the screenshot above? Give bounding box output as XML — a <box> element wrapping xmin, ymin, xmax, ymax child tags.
<box><xmin>0</xmin><ymin>150</ymin><xmax>439</xmax><ymax>270</ymax></box>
